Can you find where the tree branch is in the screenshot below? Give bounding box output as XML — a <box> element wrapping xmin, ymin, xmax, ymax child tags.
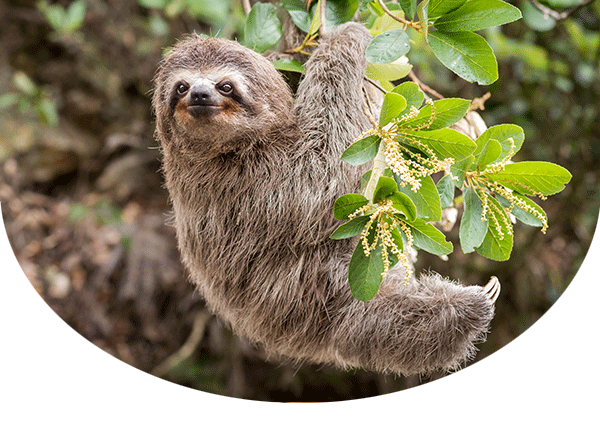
<box><xmin>319</xmin><ymin>0</ymin><xmax>327</xmax><ymax>36</ymax></box>
<box><xmin>409</xmin><ymin>70</ymin><xmax>444</xmax><ymax>99</ymax></box>
<box><xmin>242</xmin><ymin>0</ymin><xmax>251</xmax><ymax>16</ymax></box>
<box><xmin>529</xmin><ymin>0</ymin><xmax>594</xmax><ymax>21</ymax></box>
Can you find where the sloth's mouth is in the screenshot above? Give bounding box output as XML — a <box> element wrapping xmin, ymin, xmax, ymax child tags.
<box><xmin>187</xmin><ymin>104</ymin><xmax>221</xmax><ymax>118</ymax></box>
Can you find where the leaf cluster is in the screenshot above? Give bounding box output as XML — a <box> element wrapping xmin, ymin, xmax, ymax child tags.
<box><xmin>334</xmin><ymin>83</ymin><xmax>571</xmax><ymax>301</ymax></box>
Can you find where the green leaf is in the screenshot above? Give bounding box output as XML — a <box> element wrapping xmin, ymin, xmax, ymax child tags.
<box><xmin>330</xmin><ymin>216</ymin><xmax>371</xmax><ymax>239</ymax></box>
<box><xmin>460</xmin><ymin>186</ymin><xmax>488</xmax><ymax>253</ymax></box>
<box><xmin>389</xmin><ymin>192</ymin><xmax>418</xmax><ymax>222</ymax></box>
<box><xmin>397</xmin><ymin>98</ymin><xmax>470</xmax><ymax>130</ymax></box>
<box><xmin>243</xmin><ymin>3</ymin><xmax>282</xmax><ymax>53</ymax></box>
<box><xmin>380</xmin><ymin>92</ymin><xmax>407</xmax><ymax>126</ymax></box>
<box><xmin>475</xmin><ymin>138</ymin><xmax>501</xmax><ymax>170</ymax></box>
<box><xmin>398</xmin><ymin>0</ymin><xmax>417</xmax><ymax>20</ymax></box>
<box><xmin>428</xmin><ymin>30</ymin><xmax>498</xmax><ymax>85</ymax></box>
<box><xmin>475</xmin><ymin>197</ymin><xmax>513</xmax><ymax>261</ymax></box>
<box><xmin>391</xmin><ymin>82</ymin><xmax>424</xmax><ymax>116</ymax></box>
<box><xmin>334</xmin><ymin>194</ymin><xmax>370</xmax><ymax>220</ymax></box>
<box><xmin>397</xmin><ymin>175</ymin><xmax>442</xmax><ymax>221</ymax></box>
<box><xmin>323</xmin><ymin>0</ymin><xmax>359</xmax><ymax>29</ymax></box>
<box><xmin>373</xmin><ymin>176</ymin><xmax>399</xmax><ymax>204</ymax></box>
<box><xmin>496</xmin><ymin>193</ymin><xmax>546</xmax><ymax>228</ymax></box>
<box><xmin>366</xmin><ymin>29</ymin><xmax>411</xmax><ymax>64</ymax></box>
<box><xmin>475</xmin><ymin>124</ymin><xmax>525</xmax><ymax>163</ymax></box>
<box><xmin>348</xmin><ymin>229</ymin><xmax>385</xmax><ymax>301</ymax></box>
<box><xmin>272</xmin><ymin>58</ymin><xmax>306</xmax><ymax>74</ymax></box>
<box><xmin>341</xmin><ymin>135</ymin><xmax>381</xmax><ymax>166</ymax></box>
<box><xmin>434</xmin><ymin>0</ymin><xmax>522</xmax><ymax>32</ymax></box>
<box><xmin>428</xmin><ymin>0</ymin><xmax>466</xmax><ymax>19</ymax></box>
<box><xmin>405</xmin><ymin>218</ymin><xmax>453</xmax><ymax>255</ymax></box>
<box><xmin>398</xmin><ymin>0</ymin><xmax>417</xmax><ymax>18</ymax></box>
<box><xmin>282</xmin><ymin>0</ymin><xmax>313</xmax><ymax>33</ymax></box>
<box><xmin>436</xmin><ymin>175</ymin><xmax>455</xmax><ymax>209</ymax></box>
<box><xmin>399</xmin><ymin>128</ymin><xmax>477</xmax><ymax>161</ymax></box>
<box><xmin>417</xmin><ymin>0</ymin><xmax>429</xmax><ymax>39</ymax></box>
<box><xmin>451</xmin><ymin>155</ymin><xmax>475</xmax><ymax>185</ymax></box>
<box><xmin>365</xmin><ymin>58</ymin><xmax>412</xmax><ymax>86</ymax></box>
<box><xmin>486</xmin><ymin>161</ymin><xmax>572</xmax><ymax>196</ymax></box>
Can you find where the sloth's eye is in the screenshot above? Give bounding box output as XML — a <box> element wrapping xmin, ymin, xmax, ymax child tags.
<box><xmin>176</xmin><ymin>83</ymin><xmax>189</xmax><ymax>95</ymax></box>
<box><xmin>218</xmin><ymin>82</ymin><xmax>234</xmax><ymax>95</ymax></box>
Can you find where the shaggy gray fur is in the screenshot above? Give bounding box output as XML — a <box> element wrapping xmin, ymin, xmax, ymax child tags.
<box><xmin>152</xmin><ymin>23</ymin><xmax>495</xmax><ymax>376</ymax></box>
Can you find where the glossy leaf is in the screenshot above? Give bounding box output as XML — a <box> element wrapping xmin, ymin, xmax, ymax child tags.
<box><xmin>391</xmin><ymin>82</ymin><xmax>425</xmax><ymax>116</ymax></box>
<box><xmin>272</xmin><ymin>58</ymin><xmax>306</xmax><ymax>73</ymax></box>
<box><xmin>434</xmin><ymin>0</ymin><xmax>522</xmax><ymax>32</ymax></box>
<box><xmin>405</xmin><ymin>218</ymin><xmax>453</xmax><ymax>255</ymax></box>
<box><xmin>334</xmin><ymin>194</ymin><xmax>369</xmax><ymax>220</ymax></box>
<box><xmin>341</xmin><ymin>135</ymin><xmax>382</xmax><ymax>166</ymax></box>
<box><xmin>399</xmin><ymin>128</ymin><xmax>477</xmax><ymax>161</ymax></box>
<box><xmin>428</xmin><ymin>0</ymin><xmax>467</xmax><ymax>19</ymax></box>
<box><xmin>397</xmin><ymin>175</ymin><xmax>442</xmax><ymax>221</ymax></box>
<box><xmin>330</xmin><ymin>216</ymin><xmax>371</xmax><ymax>239</ymax></box>
<box><xmin>476</xmin><ymin>124</ymin><xmax>525</xmax><ymax>163</ymax></box>
<box><xmin>475</xmin><ymin>138</ymin><xmax>502</xmax><ymax>170</ymax></box>
<box><xmin>460</xmin><ymin>186</ymin><xmax>488</xmax><ymax>253</ymax></box>
<box><xmin>436</xmin><ymin>175</ymin><xmax>455</xmax><ymax>209</ymax></box>
<box><xmin>380</xmin><ymin>92</ymin><xmax>407</xmax><ymax>126</ymax></box>
<box><xmin>428</xmin><ymin>30</ymin><xmax>498</xmax><ymax>84</ymax></box>
<box><xmin>475</xmin><ymin>197</ymin><xmax>513</xmax><ymax>261</ymax></box>
<box><xmin>417</xmin><ymin>0</ymin><xmax>429</xmax><ymax>39</ymax></box>
<box><xmin>496</xmin><ymin>193</ymin><xmax>546</xmax><ymax>228</ymax></box>
<box><xmin>398</xmin><ymin>0</ymin><xmax>417</xmax><ymax>18</ymax></box>
<box><xmin>486</xmin><ymin>161</ymin><xmax>572</xmax><ymax>196</ymax></box>
<box><xmin>243</xmin><ymin>3</ymin><xmax>282</xmax><ymax>53</ymax></box>
<box><xmin>348</xmin><ymin>229</ymin><xmax>385</xmax><ymax>301</ymax></box>
<box><xmin>397</xmin><ymin>98</ymin><xmax>470</xmax><ymax>130</ymax></box>
<box><xmin>366</xmin><ymin>29</ymin><xmax>411</xmax><ymax>64</ymax></box>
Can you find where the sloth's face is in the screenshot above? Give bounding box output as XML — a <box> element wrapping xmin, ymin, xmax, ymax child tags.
<box><xmin>154</xmin><ymin>36</ymin><xmax>294</xmax><ymax>154</ymax></box>
<box><xmin>167</xmin><ymin>66</ymin><xmax>255</xmax><ymax>132</ymax></box>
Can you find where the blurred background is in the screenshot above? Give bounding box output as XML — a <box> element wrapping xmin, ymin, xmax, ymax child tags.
<box><xmin>0</xmin><ymin>0</ymin><xmax>598</xmax><ymax>401</ymax></box>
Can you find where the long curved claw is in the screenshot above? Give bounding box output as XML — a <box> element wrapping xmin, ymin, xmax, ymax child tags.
<box><xmin>483</xmin><ymin>276</ymin><xmax>501</xmax><ymax>304</ymax></box>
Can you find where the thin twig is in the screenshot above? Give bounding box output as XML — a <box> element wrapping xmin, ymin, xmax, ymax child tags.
<box><xmin>242</xmin><ymin>0</ymin><xmax>251</xmax><ymax>16</ymax></box>
<box><xmin>319</xmin><ymin>0</ymin><xmax>327</xmax><ymax>36</ymax></box>
<box><xmin>377</xmin><ymin>0</ymin><xmax>413</xmax><ymax>28</ymax></box>
<box><xmin>470</xmin><ymin>92</ymin><xmax>491</xmax><ymax>112</ymax></box>
<box><xmin>529</xmin><ymin>0</ymin><xmax>594</xmax><ymax>21</ymax></box>
<box><xmin>151</xmin><ymin>309</ymin><xmax>212</xmax><ymax>377</ymax></box>
<box><xmin>364</xmin><ymin>76</ymin><xmax>387</xmax><ymax>95</ymax></box>
<box><xmin>409</xmin><ymin>70</ymin><xmax>444</xmax><ymax>99</ymax></box>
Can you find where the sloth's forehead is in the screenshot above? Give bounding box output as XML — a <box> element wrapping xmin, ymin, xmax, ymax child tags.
<box><xmin>168</xmin><ymin>66</ymin><xmax>249</xmax><ymax>91</ymax></box>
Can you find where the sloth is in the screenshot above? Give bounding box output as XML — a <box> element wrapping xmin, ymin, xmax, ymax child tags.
<box><xmin>152</xmin><ymin>22</ymin><xmax>500</xmax><ymax>376</ymax></box>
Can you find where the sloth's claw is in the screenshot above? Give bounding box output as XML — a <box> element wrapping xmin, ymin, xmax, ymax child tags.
<box><xmin>483</xmin><ymin>276</ymin><xmax>501</xmax><ymax>304</ymax></box>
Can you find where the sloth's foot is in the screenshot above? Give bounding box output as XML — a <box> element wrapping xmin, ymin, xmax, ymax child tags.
<box><xmin>483</xmin><ymin>276</ymin><xmax>501</xmax><ymax>303</ymax></box>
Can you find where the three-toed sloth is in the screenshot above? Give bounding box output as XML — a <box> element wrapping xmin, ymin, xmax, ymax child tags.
<box><xmin>152</xmin><ymin>22</ymin><xmax>499</xmax><ymax>376</ymax></box>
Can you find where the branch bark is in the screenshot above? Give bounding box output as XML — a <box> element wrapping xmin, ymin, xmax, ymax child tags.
<box><xmin>529</xmin><ymin>0</ymin><xmax>594</xmax><ymax>21</ymax></box>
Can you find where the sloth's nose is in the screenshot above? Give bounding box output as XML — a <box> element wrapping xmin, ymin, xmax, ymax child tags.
<box><xmin>189</xmin><ymin>84</ymin><xmax>216</xmax><ymax>105</ymax></box>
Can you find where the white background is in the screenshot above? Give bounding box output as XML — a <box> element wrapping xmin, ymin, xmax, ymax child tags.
<box><xmin>1</xmin><ymin>203</ymin><xmax>598</xmax><ymax>429</ymax></box>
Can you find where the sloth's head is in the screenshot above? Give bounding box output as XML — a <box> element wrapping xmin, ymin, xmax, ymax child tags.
<box><xmin>152</xmin><ymin>34</ymin><xmax>294</xmax><ymax>156</ymax></box>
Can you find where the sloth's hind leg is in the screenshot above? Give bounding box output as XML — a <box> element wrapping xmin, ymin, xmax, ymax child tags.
<box><xmin>331</xmin><ymin>273</ymin><xmax>496</xmax><ymax>375</ymax></box>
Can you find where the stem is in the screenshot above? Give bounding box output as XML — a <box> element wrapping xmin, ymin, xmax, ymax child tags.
<box><xmin>409</xmin><ymin>70</ymin><xmax>444</xmax><ymax>99</ymax></box>
<box><xmin>241</xmin><ymin>0</ymin><xmax>251</xmax><ymax>16</ymax></box>
<box><xmin>364</xmin><ymin>144</ymin><xmax>388</xmax><ymax>202</ymax></box>
<box><xmin>529</xmin><ymin>0</ymin><xmax>594</xmax><ymax>20</ymax></box>
<box><xmin>319</xmin><ymin>0</ymin><xmax>327</xmax><ymax>36</ymax></box>
<box><xmin>377</xmin><ymin>0</ymin><xmax>412</xmax><ymax>27</ymax></box>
